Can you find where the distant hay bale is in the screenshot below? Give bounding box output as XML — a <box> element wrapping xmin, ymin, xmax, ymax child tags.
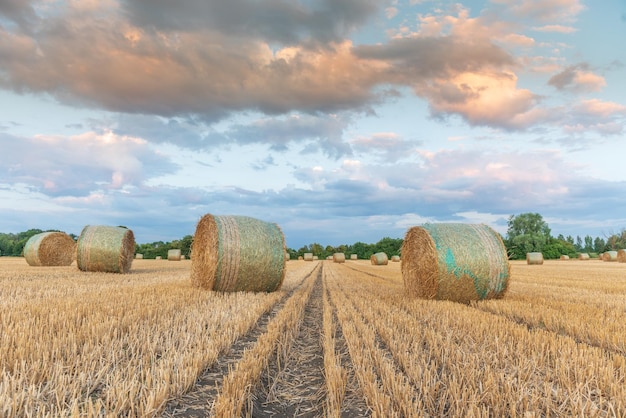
<box><xmin>578</xmin><ymin>253</ymin><xmax>590</xmax><ymax>260</ymax></box>
<box><xmin>350</xmin><ymin>254</ymin><xmax>358</xmax><ymax>260</ymax></box>
<box><xmin>401</xmin><ymin>223</ymin><xmax>510</xmax><ymax>303</ymax></box>
<box><xmin>526</xmin><ymin>252</ymin><xmax>544</xmax><ymax>265</ymax></box>
<box><xmin>156</xmin><ymin>256</ymin><xmax>162</xmax><ymax>260</ymax></box>
<box><xmin>181</xmin><ymin>255</ymin><xmax>186</xmax><ymax>260</ymax></box>
<box><xmin>298</xmin><ymin>256</ymin><xmax>303</xmax><ymax>260</ymax></box>
<box><xmin>326</xmin><ymin>256</ymin><xmax>333</xmax><ymax>260</ymax></box>
<box><xmin>135</xmin><ymin>253</ymin><xmax>143</xmax><ymax>259</ymax></box>
<box><xmin>333</xmin><ymin>253</ymin><xmax>346</xmax><ymax>263</ymax></box>
<box><xmin>391</xmin><ymin>255</ymin><xmax>401</xmax><ymax>262</ymax></box>
<box><xmin>603</xmin><ymin>251</ymin><xmax>618</xmax><ymax>262</ymax></box>
<box><xmin>370</xmin><ymin>252</ymin><xmax>388</xmax><ymax>265</ymax></box>
<box><xmin>313</xmin><ymin>256</ymin><xmax>319</xmax><ymax>260</ymax></box>
<box><xmin>23</xmin><ymin>232</ymin><xmax>76</xmax><ymax>266</ymax></box>
<box><xmin>559</xmin><ymin>255</ymin><xmax>569</xmax><ymax>260</ymax></box>
<box><xmin>190</xmin><ymin>214</ymin><xmax>286</xmax><ymax>292</ymax></box>
<box><xmin>303</xmin><ymin>253</ymin><xmax>313</xmax><ymax>262</ymax></box>
<box><xmin>168</xmin><ymin>249</ymin><xmax>182</xmax><ymax>261</ymax></box>
<box><xmin>285</xmin><ymin>252</ymin><xmax>290</xmax><ymax>261</ymax></box>
<box><xmin>617</xmin><ymin>249</ymin><xmax>626</xmax><ymax>263</ymax></box>
<box><xmin>77</xmin><ymin>225</ymin><xmax>134</xmax><ymax>274</ymax></box>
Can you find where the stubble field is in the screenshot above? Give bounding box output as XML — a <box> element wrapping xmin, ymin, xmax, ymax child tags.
<box><xmin>0</xmin><ymin>257</ymin><xmax>625</xmax><ymax>417</ymax></box>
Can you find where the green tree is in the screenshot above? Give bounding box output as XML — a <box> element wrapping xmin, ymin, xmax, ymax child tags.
<box><xmin>505</xmin><ymin>213</ymin><xmax>551</xmax><ymax>260</ymax></box>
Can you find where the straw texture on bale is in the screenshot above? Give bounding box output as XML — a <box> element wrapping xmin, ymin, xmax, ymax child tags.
<box><xmin>350</xmin><ymin>254</ymin><xmax>358</xmax><ymax>260</ymax></box>
<box><xmin>190</xmin><ymin>214</ymin><xmax>286</xmax><ymax>292</ymax></box>
<box><xmin>168</xmin><ymin>249</ymin><xmax>182</xmax><ymax>261</ymax></box>
<box><xmin>370</xmin><ymin>252</ymin><xmax>388</xmax><ymax>265</ymax></box>
<box><xmin>77</xmin><ymin>226</ymin><xmax>134</xmax><ymax>274</ymax></box>
<box><xmin>401</xmin><ymin>223</ymin><xmax>510</xmax><ymax>303</ymax></box>
<box><xmin>526</xmin><ymin>252</ymin><xmax>544</xmax><ymax>265</ymax></box>
<box><xmin>617</xmin><ymin>249</ymin><xmax>626</xmax><ymax>263</ymax></box>
<box><xmin>578</xmin><ymin>253</ymin><xmax>590</xmax><ymax>260</ymax></box>
<box><xmin>135</xmin><ymin>253</ymin><xmax>143</xmax><ymax>259</ymax></box>
<box><xmin>391</xmin><ymin>255</ymin><xmax>401</xmax><ymax>262</ymax></box>
<box><xmin>333</xmin><ymin>253</ymin><xmax>346</xmax><ymax>263</ymax></box>
<box><xmin>23</xmin><ymin>232</ymin><xmax>76</xmax><ymax>266</ymax></box>
<box><xmin>602</xmin><ymin>250</ymin><xmax>618</xmax><ymax>262</ymax></box>
<box><xmin>303</xmin><ymin>253</ymin><xmax>313</xmax><ymax>262</ymax></box>
<box><xmin>559</xmin><ymin>255</ymin><xmax>569</xmax><ymax>260</ymax></box>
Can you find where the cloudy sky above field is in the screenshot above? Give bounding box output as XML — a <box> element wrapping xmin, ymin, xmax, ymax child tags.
<box><xmin>1</xmin><ymin>0</ymin><xmax>625</xmax><ymax>248</ymax></box>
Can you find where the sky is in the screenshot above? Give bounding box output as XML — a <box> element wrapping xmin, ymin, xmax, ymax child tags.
<box><xmin>1</xmin><ymin>0</ymin><xmax>625</xmax><ymax>249</ymax></box>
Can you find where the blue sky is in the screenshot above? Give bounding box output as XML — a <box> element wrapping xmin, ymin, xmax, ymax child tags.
<box><xmin>1</xmin><ymin>0</ymin><xmax>625</xmax><ymax>248</ymax></box>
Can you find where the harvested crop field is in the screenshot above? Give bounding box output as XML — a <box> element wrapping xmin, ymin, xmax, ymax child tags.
<box><xmin>1</xmin><ymin>257</ymin><xmax>625</xmax><ymax>417</ymax></box>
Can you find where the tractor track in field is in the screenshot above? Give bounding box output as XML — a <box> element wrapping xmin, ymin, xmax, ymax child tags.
<box><xmin>159</xmin><ymin>265</ymin><xmax>320</xmax><ymax>418</ymax></box>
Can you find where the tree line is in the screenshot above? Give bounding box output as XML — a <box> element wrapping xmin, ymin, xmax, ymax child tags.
<box><xmin>0</xmin><ymin>214</ymin><xmax>623</xmax><ymax>260</ymax></box>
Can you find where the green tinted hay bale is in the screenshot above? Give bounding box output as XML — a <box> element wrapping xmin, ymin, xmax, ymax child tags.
<box><xmin>603</xmin><ymin>250</ymin><xmax>618</xmax><ymax>262</ymax></box>
<box><xmin>168</xmin><ymin>249</ymin><xmax>182</xmax><ymax>261</ymax></box>
<box><xmin>303</xmin><ymin>253</ymin><xmax>313</xmax><ymax>262</ymax></box>
<box><xmin>23</xmin><ymin>232</ymin><xmax>76</xmax><ymax>266</ymax></box>
<box><xmin>350</xmin><ymin>254</ymin><xmax>358</xmax><ymax>260</ymax></box>
<box><xmin>190</xmin><ymin>214</ymin><xmax>286</xmax><ymax>292</ymax></box>
<box><xmin>333</xmin><ymin>253</ymin><xmax>346</xmax><ymax>263</ymax></box>
<box><xmin>526</xmin><ymin>252</ymin><xmax>544</xmax><ymax>265</ymax></box>
<box><xmin>401</xmin><ymin>223</ymin><xmax>510</xmax><ymax>303</ymax></box>
<box><xmin>617</xmin><ymin>249</ymin><xmax>626</xmax><ymax>263</ymax></box>
<box><xmin>578</xmin><ymin>253</ymin><xmax>590</xmax><ymax>260</ymax></box>
<box><xmin>77</xmin><ymin>225</ymin><xmax>134</xmax><ymax>273</ymax></box>
<box><xmin>370</xmin><ymin>252</ymin><xmax>388</xmax><ymax>265</ymax></box>
<box><xmin>559</xmin><ymin>255</ymin><xmax>569</xmax><ymax>260</ymax></box>
<box><xmin>391</xmin><ymin>255</ymin><xmax>401</xmax><ymax>262</ymax></box>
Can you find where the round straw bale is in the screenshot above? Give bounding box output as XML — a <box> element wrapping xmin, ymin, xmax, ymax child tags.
<box><xmin>181</xmin><ymin>255</ymin><xmax>186</xmax><ymax>260</ymax></box>
<box><xmin>77</xmin><ymin>225</ymin><xmax>134</xmax><ymax>273</ymax></box>
<box><xmin>313</xmin><ymin>255</ymin><xmax>319</xmax><ymax>260</ymax></box>
<box><xmin>156</xmin><ymin>256</ymin><xmax>162</xmax><ymax>260</ymax></box>
<box><xmin>602</xmin><ymin>250</ymin><xmax>618</xmax><ymax>262</ymax></box>
<box><xmin>285</xmin><ymin>252</ymin><xmax>291</xmax><ymax>261</ymax></box>
<box><xmin>298</xmin><ymin>256</ymin><xmax>303</xmax><ymax>260</ymax></box>
<box><xmin>135</xmin><ymin>253</ymin><xmax>143</xmax><ymax>259</ymax></box>
<box><xmin>23</xmin><ymin>232</ymin><xmax>76</xmax><ymax>266</ymax></box>
<box><xmin>326</xmin><ymin>256</ymin><xmax>333</xmax><ymax>260</ymax></box>
<box><xmin>370</xmin><ymin>252</ymin><xmax>388</xmax><ymax>265</ymax></box>
<box><xmin>168</xmin><ymin>249</ymin><xmax>182</xmax><ymax>261</ymax></box>
<box><xmin>391</xmin><ymin>255</ymin><xmax>401</xmax><ymax>262</ymax></box>
<box><xmin>401</xmin><ymin>223</ymin><xmax>510</xmax><ymax>303</ymax></box>
<box><xmin>578</xmin><ymin>253</ymin><xmax>590</xmax><ymax>260</ymax></box>
<box><xmin>190</xmin><ymin>214</ymin><xmax>286</xmax><ymax>292</ymax></box>
<box><xmin>559</xmin><ymin>255</ymin><xmax>569</xmax><ymax>260</ymax></box>
<box><xmin>303</xmin><ymin>253</ymin><xmax>313</xmax><ymax>261</ymax></box>
<box><xmin>526</xmin><ymin>252</ymin><xmax>544</xmax><ymax>265</ymax></box>
<box><xmin>350</xmin><ymin>254</ymin><xmax>358</xmax><ymax>260</ymax></box>
<box><xmin>333</xmin><ymin>253</ymin><xmax>346</xmax><ymax>263</ymax></box>
<box><xmin>617</xmin><ymin>249</ymin><xmax>626</xmax><ymax>263</ymax></box>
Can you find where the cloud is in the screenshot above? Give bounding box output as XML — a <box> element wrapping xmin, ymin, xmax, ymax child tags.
<box><xmin>532</xmin><ymin>24</ymin><xmax>577</xmax><ymax>33</ymax></box>
<box><xmin>491</xmin><ymin>0</ymin><xmax>584</xmax><ymax>23</ymax></box>
<box><xmin>350</xmin><ymin>132</ymin><xmax>420</xmax><ymax>162</ymax></box>
<box><xmin>548</xmin><ymin>63</ymin><xmax>606</xmax><ymax>93</ymax></box>
<box><xmin>0</xmin><ymin>0</ymin><xmax>39</xmax><ymax>30</ymax></box>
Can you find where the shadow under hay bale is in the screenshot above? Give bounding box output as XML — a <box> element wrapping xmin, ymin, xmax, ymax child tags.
<box><xmin>370</xmin><ymin>252</ymin><xmax>388</xmax><ymax>265</ymax></box>
<box><xmin>526</xmin><ymin>252</ymin><xmax>544</xmax><ymax>265</ymax></box>
<box><xmin>401</xmin><ymin>223</ymin><xmax>510</xmax><ymax>303</ymax></box>
<box><xmin>618</xmin><ymin>249</ymin><xmax>626</xmax><ymax>263</ymax></box>
<box><xmin>168</xmin><ymin>249</ymin><xmax>182</xmax><ymax>261</ymax></box>
<box><xmin>77</xmin><ymin>225</ymin><xmax>134</xmax><ymax>274</ymax></box>
<box><xmin>578</xmin><ymin>253</ymin><xmax>590</xmax><ymax>260</ymax></box>
<box><xmin>602</xmin><ymin>251</ymin><xmax>618</xmax><ymax>262</ymax></box>
<box><xmin>190</xmin><ymin>214</ymin><xmax>286</xmax><ymax>292</ymax></box>
<box><xmin>333</xmin><ymin>253</ymin><xmax>346</xmax><ymax>263</ymax></box>
<box><xmin>24</xmin><ymin>232</ymin><xmax>76</xmax><ymax>266</ymax></box>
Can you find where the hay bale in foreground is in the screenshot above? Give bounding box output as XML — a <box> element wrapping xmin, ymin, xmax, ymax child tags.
<box><xmin>559</xmin><ymin>255</ymin><xmax>569</xmax><ymax>260</ymax></box>
<box><xmin>333</xmin><ymin>253</ymin><xmax>346</xmax><ymax>263</ymax></box>
<box><xmin>391</xmin><ymin>255</ymin><xmax>401</xmax><ymax>262</ymax></box>
<box><xmin>350</xmin><ymin>254</ymin><xmax>358</xmax><ymax>260</ymax></box>
<box><xmin>23</xmin><ymin>232</ymin><xmax>76</xmax><ymax>266</ymax></box>
<box><xmin>578</xmin><ymin>253</ymin><xmax>590</xmax><ymax>260</ymax></box>
<box><xmin>401</xmin><ymin>223</ymin><xmax>510</xmax><ymax>303</ymax></box>
<box><xmin>526</xmin><ymin>252</ymin><xmax>544</xmax><ymax>265</ymax></box>
<box><xmin>190</xmin><ymin>214</ymin><xmax>286</xmax><ymax>292</ymax></box>
<box><xmin>303</xmin><ymin>253</ymin><xmax>313</xmax><ymax>262</ymax></box>
<box><xmin>617</xmin><ymin>249</ymin><xmax>626</xmax><ymax>263</ymax></box>
<box><xmin>168</xmin><ymin>249</ymin><xmax>182</xmax><ymax>261</ymax></box>
<box><xmin>603</xmin><ymin>251</ymin><xmax>618</xmax><ymax>262</ymax></box>
<box><xmin>77</xmin><ymin>225</ymin><xmax>134</xmax><ymax>274</ymax></box>
<box><xmin>370</xmin><ymin>252</ymin><xmax>388</xmax><ymax>265</ymax></box>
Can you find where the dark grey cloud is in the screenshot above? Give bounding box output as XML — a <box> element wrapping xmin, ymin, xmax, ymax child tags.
<box><xmin>0</xmin><ymin>0</ymin><xmax>38</xmax><ymax>31</ymax></box>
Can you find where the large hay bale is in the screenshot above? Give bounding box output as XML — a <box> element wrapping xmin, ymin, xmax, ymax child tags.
<box><xmin>333</xmin><ymin>253</ymin><xmax>346</xmax><ymax>263</ymax></box>
<box><xmin>559</xmin><ymin>255</ymin><xmax>569</xmax><ymax>260</ymax></box>
<box><xmin>350</xmin><ymin>254</ymin><xmax>358</xmax><ymax>260</ymax></box>
<box><xmin>303</xmin><ymin>253</ymin><xmax>313</xmax><ymax>262</ymax></box>
<box><xmin>190</xmin><ymin>214</ymin><xmax>286</xmax><ymax>292</ymax></box>
<box><xmin>370</xmin><ymin>252</ymin><xmax>388</xmax><ymax>265</ymax></box>
<box><xmin>77</xmin><ymin>225</ymin><xmax>134</xmax><ymax>273</ymax></box>
<box><xmin>391</xmin><ymin>255</ymin><xmax>401</xmax><ymax>262</ymax></box>
<box><xmin>23</xmin><ymin>232</ymin><xmax>76</xmax><ymax>266</ymax></box>
<box><xmin>168</xmin><ymin>249</ymin><xmax>182</xmax><ymax>261</ymax></box>
<box><xmin>578</xmin><ymin>253</ymin><xmax>590</xmax><ymax>260</ymax></box>
<box><xmin>526</xmin><ymin>252</ymin><xmax>544</xmax><ymax>265</ymax></box>
<box><xmin>401</xmin><ymin>223</ymin><xmax>510</xmax><ymax>303</ymax></box>
<box><xmin>603</xmin><ymin>250</ymin><xmax>618</xmax><ymax>262</ymax></box>
<box><xmin>617</xmin><ymin>249</ymin><xmax>626</xmax><ymax>263</ymax></box>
